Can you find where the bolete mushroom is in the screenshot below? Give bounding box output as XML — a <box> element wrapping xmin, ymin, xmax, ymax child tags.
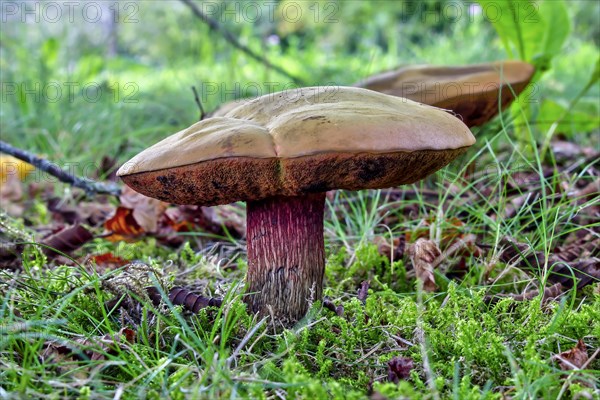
<box><xmin>210</xmin><ymin>61</ymin><xmax>535</xmax><ymax>127</ymax></box>
<box><xmin>117</xmin><ymin>86</ymin><xmax>475</xmax><ymax>322</ymax></box>
<box><xmin>355</xmin><ymin>60</ymin><xmax>535</xmax><ymax>127</ymax></box>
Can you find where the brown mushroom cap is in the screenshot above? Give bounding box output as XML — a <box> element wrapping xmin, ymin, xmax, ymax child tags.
<box><xmin>356</xmin><ymin>60</ymin><xmax>535</xmax><ymax>127</ymax></box>
<box><xmin>118</xmin><ymin>86</ymin><xmax>475</xmax><ymax>206</ymax></box>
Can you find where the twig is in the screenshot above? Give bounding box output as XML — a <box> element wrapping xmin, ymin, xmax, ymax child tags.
<box><xmin>226</xmin><ymin>316</ymin><xmax>267</xmax><ymax>369</ymax></box>
<box><xmin>179</xmin><ymin>0</ymin><xmax>305</xmax><ymax>85</ymax></box>
<box><xmin>0</xmin><ymin>140</ymin><xmax>121</xmax><ymax>197</ymax></box>
<box><xmin>191</xmin><ymin>86</ymin><xmax>205</xmax><ymax>121</ymax></box>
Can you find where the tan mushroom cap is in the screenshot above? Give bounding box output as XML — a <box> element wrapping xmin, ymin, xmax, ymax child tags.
<box><xmin>356</xmin><ymin>60</ymin><xmax>535</xmax><ymax>127</ymax></box>
<box><xmin>118</xmin><ymin>86</ymin><xmax>475</xmax><ymax>206</ymax></box>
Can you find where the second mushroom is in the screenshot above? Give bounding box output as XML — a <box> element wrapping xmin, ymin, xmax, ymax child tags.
<box><xmin>117</xmin><ymin>86</ymin><xmax>475</xmax><ymax>322</ymax></box>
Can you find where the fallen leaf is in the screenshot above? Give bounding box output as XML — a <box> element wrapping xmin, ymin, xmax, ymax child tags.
<box><xmin>0</xmin><ymin>155</ymin><xmax>35</xmax><ymax>182</ymax></box>
<box><xmin>387</xmin><ymin>356</ymin><xmax>414</xmax><ymax>383</ymax></box>
<box><xmin>0</xmin><ymin>240</ymin><xmax>24</xmax><ymax>270</ymax></box>
<box><xmin>47</xmin><ymin>197</ymin><xmax>115</xmax><ymax>226</ymax></box>
<box><xmin>555</xmin><ymin>233</ymin><xmax>599</xmax><ymax>262</ymax></box>
<box><xmin>0</xmin><ymin>173</ymin><xmax>24</xmax><ymax>216</ymax></box>
<box><xmin>41</xmin><ymin>225</ymin><xmax>94</xmax><ymax>258</ymax></box>
<box><xmin>409</xmin><ymin>217</ymin><xmax>465</xmax><ymax>247</ymax></box>
<box><xmin>500</xmin><ymin>237</ymin><xmax>600</xmax><ymax>289</ymax></box>
<box><xmin>322</xmin><ymin>298</ymin><xmax>344</xmax><ymax>316</ymax></box>
<box><xmin>41</xmin><ymin>328</ymin><xmax>137</xmax><ymax>364</ymax></box>
<box><xmin>119</xmin><ymin>186</ymin><xmax>168</xmax><ymax>233</ymax></box>
<box><xmin>104</xmin><ymin>207</ymin><xmax>145</xmax><ymax>242</ymax></box>
<box><xmin>374</xmin><ymin>235</ymin><xmax>405</xmax><ymax>262</ymax></box>
<box><xmin>554</xmin><ymin>340</ymin><xmax>588</xmax><ymax>370</ymax></box>
<box><xmin>91</xmin><ymin>252</ymin><xmax>130</xmax><ymax>271</ymax></box>
<box><xmin>484</xmin><ymin>282</ymin><xmax>565</xmax><ymax>305</ymax></box>
<box><xmin>203</xmin><ymin>204</ymin><xmax>246</xmax><ymax>238</ymax></box>
<box><xmin>551</xmin><ymin>140</ymin><xmax>596</xmax><ymax>163</ymax></box>
<box><xmin>407</xmin><ymin>238</ymin><xmax>441</xmax><ymax>292</ymax></box>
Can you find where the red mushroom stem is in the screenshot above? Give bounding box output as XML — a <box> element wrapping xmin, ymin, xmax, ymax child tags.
<box><xmin>245</xmin><ymin>192</ymin><xmax>326</xmax><ymax>321</ymax></box>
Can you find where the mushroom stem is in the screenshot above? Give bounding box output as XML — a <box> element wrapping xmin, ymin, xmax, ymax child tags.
<box><xmin>245</xmin><ymin>192</ymin><xmax>326</xmax><ymax>321</ymax></box>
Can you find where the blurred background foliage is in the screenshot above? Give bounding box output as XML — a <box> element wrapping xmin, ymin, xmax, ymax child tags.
<box><xmin>1</xmin><ymin>0</ymin><xmax>598</xmax><ymax>168</ymax></box>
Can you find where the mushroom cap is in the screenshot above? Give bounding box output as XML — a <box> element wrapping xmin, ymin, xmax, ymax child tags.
<box><xmin>118</xmin><ymin>86</ymin><xmax>475</xmax><ymax>206</ymax></box>
<box><xmin>207</xmin><ymin>98</ymin><xmax>250</xmax><ymax>118</ymax></box>
<box><xmin>356</xmin><ymin>61</ymin><xmax>535</xmax><ymax>127</ymax></box>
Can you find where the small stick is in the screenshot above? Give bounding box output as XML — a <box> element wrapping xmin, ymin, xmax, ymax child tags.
<box><xmin>179</xmin><ymin>0</ymin><xmax>305</xmax><ymax>85</ymax></box>
<box><xmin>0</xmin><ymin>140</ymin><xmax>121</xmax><ymax>197</ymax></box>
<box><xmin>226</xmin><ymin>316</ymin><xmax>267</xmax><ymax>369</ymax></box>
<box><xmin>191</xmin><ymin>86</ymin><xmax>205</xmax><ymax>121</ymax></box>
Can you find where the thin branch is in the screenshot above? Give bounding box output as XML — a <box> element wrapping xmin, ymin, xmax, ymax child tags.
<box><xmin>0</xmin><ymin>140</ymin><xmax>121</xmax><ymax>197</ymax></box>
<box><xmin>191</xmin><ymin>86</ymin><xmax>206</xmax><ymax>121</ymax></box>
<box><xmin>226</xmin><ymin>316</ymin><xmax>267</xmax><ymax>369</ymax></box>
<box><xmin>179</xmin><ymin>0</ymin><xmax>305</xmax><ymax>85</ymax></box>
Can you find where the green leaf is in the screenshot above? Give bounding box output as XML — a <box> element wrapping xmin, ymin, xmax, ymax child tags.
<box><xmin>584</xmin><ymin>56</ymin><xmax>600</xmax><ymax>89</ymax></box>
<box><xmin>538</xmin><ymin>0</ymin><xmax>570</xmax><ymax>57</ymax></box>
<box><xmin>41</xmin><ymin>37</ymin><xmax>59</xmax><ymax>68</ymax></box>
<box><xmin>477</xmin><ymin>0</ymin><xmax>570</xmax><ymax>67</ymax></box>
<box><xmin>537</xmin><ymin>99</ymin><xmax>600</xmax><ymax>135</ymax></box>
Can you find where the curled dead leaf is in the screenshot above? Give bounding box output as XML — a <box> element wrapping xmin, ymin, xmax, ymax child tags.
<box><xmin>554</xmin><ymin>339</ymin><xmax>589</xmax><ymax>371</ymax></box>
<box><xmin>387</xmin><ymin>356</ymin><xmax>414</xmax><ymax>383</ymax></box>
<box><xmin>407</xmin><ymin>238</ymin><xmax>441</xmax><ymax>292</ymax></box>
<box><xmin>41</xmin><ymin>225</ymin><xmax>94</xmax><ymax>258</ymax></box>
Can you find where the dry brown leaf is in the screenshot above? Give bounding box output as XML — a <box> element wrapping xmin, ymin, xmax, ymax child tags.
<box><xmin>41</xmin><ymin>225</ymin><xmax>94</xmax><ymax>258</ymax></box>
<box><xmin>104</xmin><ymin>206</ymin><xmax>145</xmax><ymax>242</ymax></box>
<box><xmin>374</xmin><ymin>235</ymin><xmax>405</xmax><ymax>262</ymax></box>
<box><xmin>119</xmin><ymin>186</ymin><xmax>168</xmax><ymax>232</ymax></box>
<box><xmin>387</xmin><ymin>356</ymin><xmax>414</xmax><ymax>383</ymax></box>
<box><xmin>0</xmin><ymin>173</ymin><xmax>24</xmax><ymax>216</ymax></box>
<box><xmin>407</xmin><ymin>238</ymin><xmax>440</xmax><ymax>292</ymax></box>
<box><xmin>90</xmin><ymin>252</ymin><xmax>130</xmax><ymax>271</ymax></box>
<box><xmin>203</xmin><ymin>204</ymin><xmax>246</xmax><ymax>238</ymax></box>
<box><xmin>500</xmin><ymin>237</ymin><xmax>600</xmax><ymax>289</ymax></box>
<box><xmin>47</xmin><ymin>197</ymin><xmax>115</xmax><ymax>226</ymax></box>
<box><xmin>322</xmin><ymin>298</ymin><xmax>344</xmax><ymax>316</ymax></box>
<box><xmin>551</xmin><ymin>140</ymin><xmax>597</xmax><ymax>163</ymax></box>
<box><xmin>41</xmin><ymin>328</ymin><xmax>136</xmax><ymax>364</ymax></box>
<box><xmin>554</xmin><ymin>340</ymin><xmax>588</xmax><ymax>371</ymax></box>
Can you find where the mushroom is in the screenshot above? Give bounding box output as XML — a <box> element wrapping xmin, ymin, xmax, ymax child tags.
<box><xmin>355</xmin><ymin>60</ymin><xmax>535</xmax><ymax>127</ymax></box>
<box><xmin>209</xmin><ymin>61</ymin><xmax>535</xmax><ymax>127</ymax></box>
<box><xmin>117</xmin><ymin>86</ymin><xmax>475</xmax><ymax>322</ymax></box>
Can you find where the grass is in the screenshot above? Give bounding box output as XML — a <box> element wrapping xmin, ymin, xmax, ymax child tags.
<box><xmin>1</xmin><ymin>135</ymin><xmax>598</xmax><ymax>398</ymax></box>
<box><xmin>1</xmin><ymin>1</ymin><xmax>599</xmax><ymax>398</ymax></box>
